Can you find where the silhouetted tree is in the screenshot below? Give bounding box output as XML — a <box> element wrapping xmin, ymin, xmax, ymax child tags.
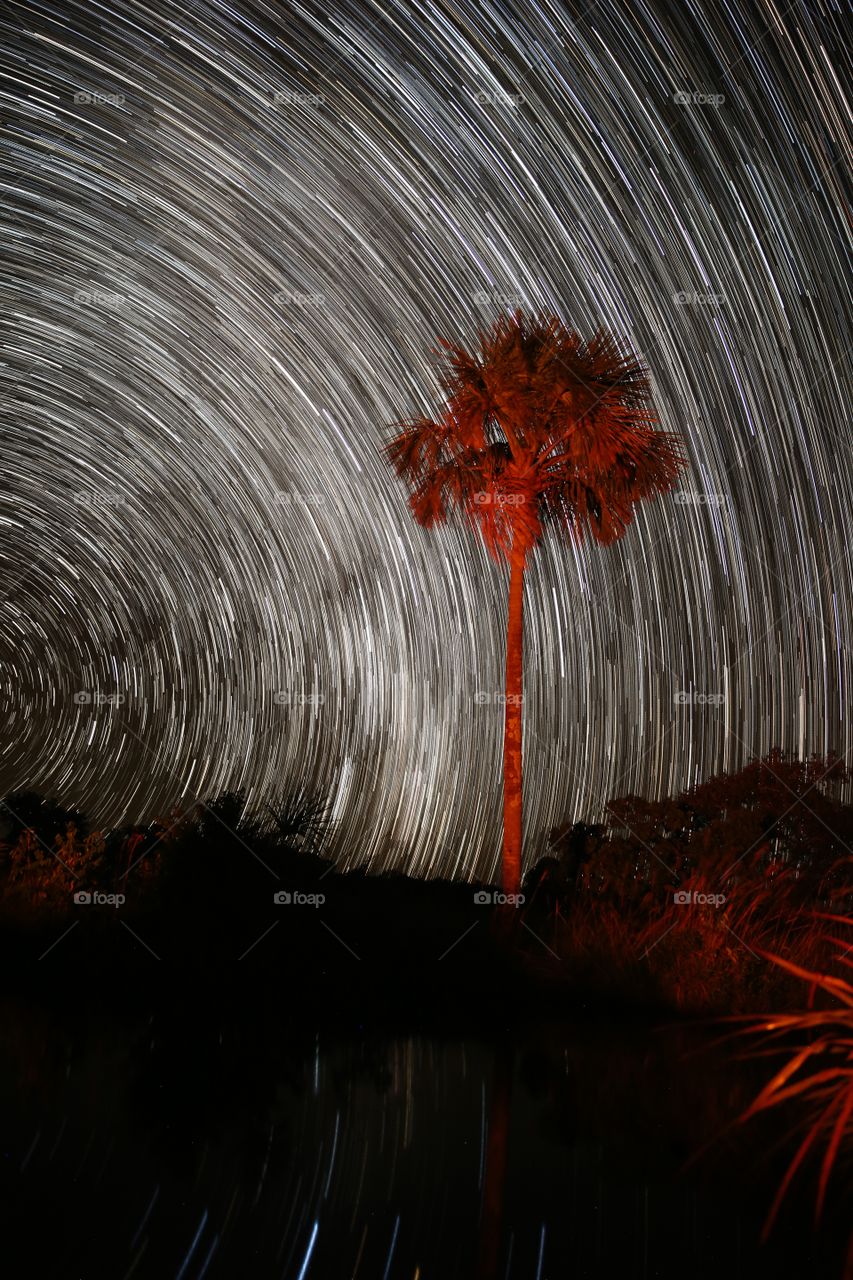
<box><xmin>157</xmin><ymin>787</ymin><xmax>333</xmax><ymax>921</ymax></box>
<box><xmin>0</xmin><ymin>790</ymin><xmax>88</xmax><ymax>848</ymax></box>
<box><xmin>587</xmin><ymin>751</ymin><xmax>852</xmax><ymax>903</ymax></box>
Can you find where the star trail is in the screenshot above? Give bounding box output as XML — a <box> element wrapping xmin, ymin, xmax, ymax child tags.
<box><xmin>0</xmin><ymin>0</ymin><xmax>849</xmax><ymax>881</ymax></box>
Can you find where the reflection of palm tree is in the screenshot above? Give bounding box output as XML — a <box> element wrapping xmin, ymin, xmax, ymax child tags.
<box><xmin>476</xmin><ymin>1040</ymin><xmax>514</xmax><ymax>1280</ymax></box>
<box><xmin>385</xmin><ymin>312</ymin><xmax>684</xmax><ymax>896</ymax></box>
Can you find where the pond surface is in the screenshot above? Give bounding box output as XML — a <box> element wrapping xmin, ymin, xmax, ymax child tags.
<box><xmin>1</xmin><ymin>1000</ymin><xmax>848</xmax><ymax>1279</ymax></box>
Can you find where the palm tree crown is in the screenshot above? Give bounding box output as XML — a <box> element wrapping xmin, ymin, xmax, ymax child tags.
<box><xmin>384</xmin><ymin>310</ymin><xmax>684</xmax><ymax>560</ymax></box>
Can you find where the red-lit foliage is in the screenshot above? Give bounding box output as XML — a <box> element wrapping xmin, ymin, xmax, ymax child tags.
<box><xmin>522</xmin><ymin>752</ymin><xmax>853</xmax><ymax>1012</ymax></box>
<box><xmin>720</xmin><ymin>918</ymin><xmax>853</xmax><ymax>1252</ymax></box>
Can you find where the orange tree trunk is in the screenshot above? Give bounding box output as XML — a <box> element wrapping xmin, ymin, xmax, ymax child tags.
<box><xmin>502</xmin><ymin>537</ymin><xmax>526</xmax><ymax>899</ymax></box>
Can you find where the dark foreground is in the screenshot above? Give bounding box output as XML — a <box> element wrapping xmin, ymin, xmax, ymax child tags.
<box><xmin>2</xmin><ymin>991</ymin><xmax>851</xmax><ymax>1280</ymax></box>
<box><xmin>2</xmin><ymin>914</ymin><xmax>852</xmax><ymax>1280</ymax></box>
<box><xmin>3</xmin><ymin>793</ymin><xmax>852</xmax><ymax>1278</ymax></box>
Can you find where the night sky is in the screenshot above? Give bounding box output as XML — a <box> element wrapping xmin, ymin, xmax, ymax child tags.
<box><xmin>1</xmin><ymin>0</ymin><xmax>849</xmax><ymax>880</ymax></box>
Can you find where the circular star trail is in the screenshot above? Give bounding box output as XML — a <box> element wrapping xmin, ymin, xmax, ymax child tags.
<box><xmin>0</xmin><ymin>0</ymin><xmax>849</xmax><ymax>879</ymax></box>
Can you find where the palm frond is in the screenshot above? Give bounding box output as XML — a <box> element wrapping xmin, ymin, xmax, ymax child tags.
<box><xmin>383</xmin><ymin>312</ymin><xmax>687</xmax><ymax>559</ymax></box>
<box><xmin>735</xmin><ymin>921</ymin><xmax>853</xmax><ymax>1235</ymax></box>
<box><xmin>383</xmin><ymin>417</ymin><xmax>449</xmax><ymax>481</ymax></box>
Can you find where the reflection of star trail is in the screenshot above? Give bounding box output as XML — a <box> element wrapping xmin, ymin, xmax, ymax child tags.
<box><xmin>0</xmin><ymin>0</ymin><xmax>849</xmax><ymax>879</ymax></box>
<box><xmin>9</xmin><ymin>1009</ymin><xmax>844</xmax><ymax>1274</ymax></box>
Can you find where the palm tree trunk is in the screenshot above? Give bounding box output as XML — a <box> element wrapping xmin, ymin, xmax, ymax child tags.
<box><xmin>502</xmin><ymin>536</ymin><xmax>526</xmax><ymax>899</ymax></box>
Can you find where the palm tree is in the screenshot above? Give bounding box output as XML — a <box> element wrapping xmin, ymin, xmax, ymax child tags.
<box><xmin>384</xmin><ymin>310</ymin><xmax>685</xmax><ymax>899</ymax></box>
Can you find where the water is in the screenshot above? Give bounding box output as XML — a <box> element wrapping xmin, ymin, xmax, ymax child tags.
<box><xmin>1</xmin><ymin>999</ymin><xmax>848</xmax><ymax>1278</ymax></box>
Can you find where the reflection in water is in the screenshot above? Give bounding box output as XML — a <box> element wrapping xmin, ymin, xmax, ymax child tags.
<box><xmin>476</xmin><ymin>1040</ymin><xmax>513</xmax><ymax>1280</ymax></box>
<box><xmin>0</xmin><ymin>1000</ymin><xmax>848</xmax><ymax>1278</ymax></box>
